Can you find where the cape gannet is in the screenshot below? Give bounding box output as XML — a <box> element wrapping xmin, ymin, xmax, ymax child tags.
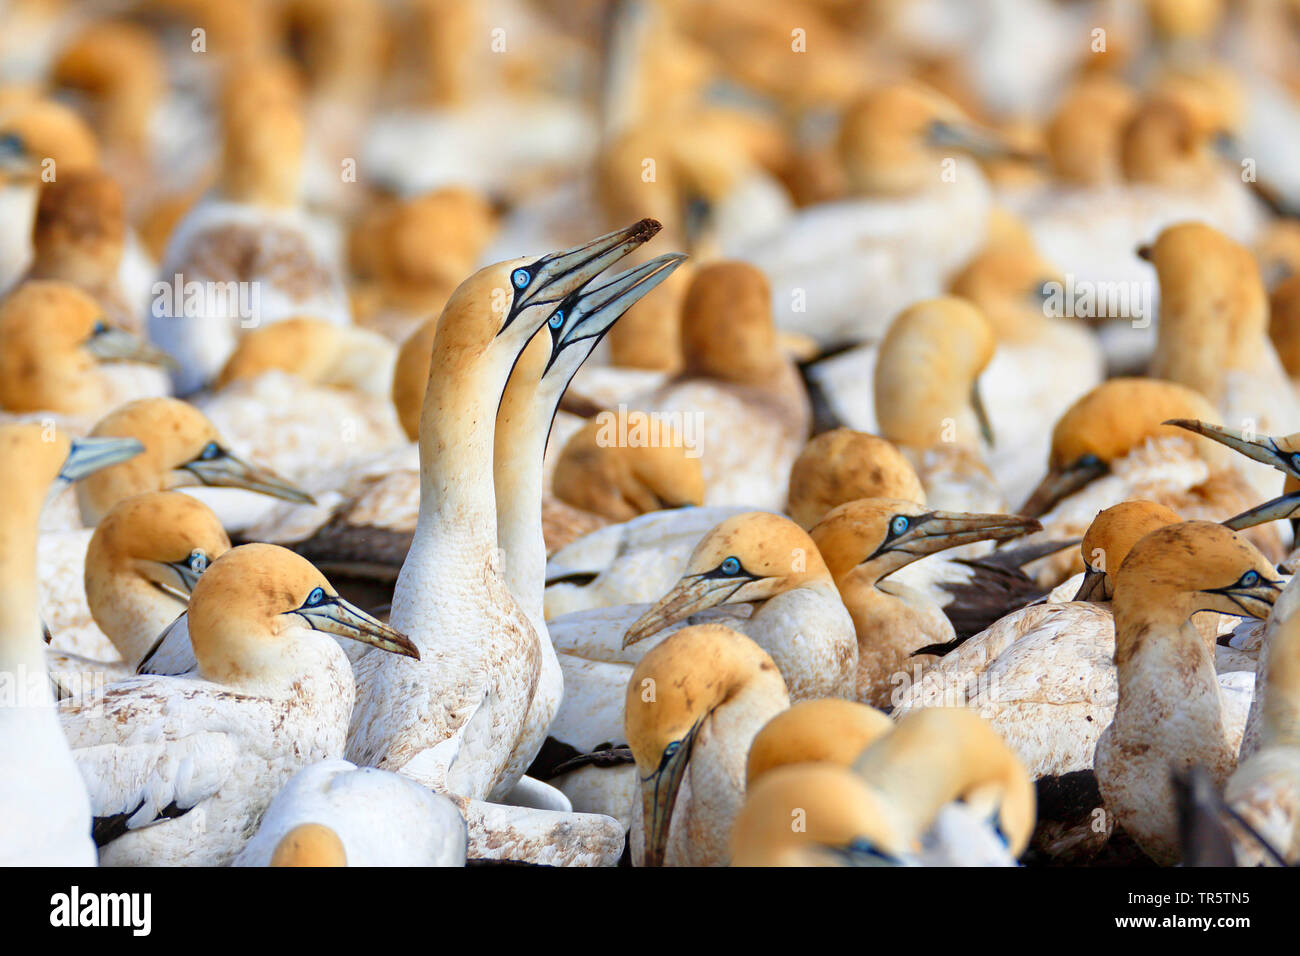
<box><xmin>809</xmin><ymin>497</ymin><xmax>1039</xmax><ymax>707</ymax></box>
<box><xmin>625</xmin><ymin>623</ymin><xmax>789</xmax><ymax>866</ymax></box>
<box><xmin>61</xmin><ymin>542</ymin><xmax>418</xmax><ymax>866</ymax></box>
<box><xmin>0</xmin><ymin>423</ymin><xmax>143</xmax><ymax>866</ymax></box>
<box><xmin>1095</xmin><ymin>521</ymin><xmax>1281</xmax><ymax>865</ymax></box>
<box><xmin>234</xmin><ymin>758</ymin><xmax>467</xmax><ymax>867</ymax></box>
<box><xmin>74</xmin><ymin>396</ymin><xmax>313</xmax><ymax>530</ymax></box>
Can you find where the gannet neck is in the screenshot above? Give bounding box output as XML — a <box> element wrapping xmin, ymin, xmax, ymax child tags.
<box><xmin>0</xmin><ymin>489</ymin><xmax>44</xmax><ymax>678</ymax></box>
<box><xmin>1261</xmin><ymin>601</ymin><xmax>1300</xmax><ymax>750</ymax></box>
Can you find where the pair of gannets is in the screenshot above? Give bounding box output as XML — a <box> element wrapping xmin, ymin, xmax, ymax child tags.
<box><xmin>61</xmin><ymin>542</ymin><xmax>419</xmax><ymax>866</ymax></box>
<box><xmin>150</xmin><ymin>59</ymin><xmax>350</xmax><ymax>394</ymax></box>
<box><xmin>0</xmin><ymin>423</ymin><xmax>143</xmax><ymax>865</ymax></box>
<box><xmin>344</xmin><ymin>220</ymin><xmax>685</xmax><ymax>864</ymax></box>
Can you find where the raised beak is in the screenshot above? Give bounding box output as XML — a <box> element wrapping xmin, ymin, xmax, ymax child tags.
<box><xmin>546</xmin><ymin>252</ymin><xmax>688</xmax><ymax>373</ymax></box>
<box><xmin>971</xmin><ymin>379</ymin><xmax>995</xmax><ymax>448</ymax></box>
<box><xmin>60</xmin><ymin>436</ymin><xmax>145</xmax><ymax>482</ymax></box>
<box><xmin>85</xmin><ymin>326</ymin><xmax>178</xmax><ymax>368</ymax></box>
<box><xmin>1020</xmin><ymin>454</ymin><xmax>1108</xmax><ymax>517</ymax></box>
<box><xmin>623</xmin><ymin>572</ymin><xmax>749</xmax><ymax>649</ymax></box>
<box><xmin>867</xmin><ymin>511</ymin><xmax>1042</xmax><ymax>564</ymax></box>
<box><xmin>640</xmin><ymin>730</ymin><xmax>698</xmax><ymax>867</ymax></box>
<box><xmin>1223</xmin><ymin>493</ymin><xmax>1300</xmax><ymax>532</ymax></box>
<box><xmin>1072</xmin><ymin>566</ymin><xmax>1108</xmax><ymax>602</ymax></box>
<box><xmin>292</xmin><ymin>596</ymin><xmax>420</xmax><ymax>659</ymax></box>
<box><xmin>503</xmin><ymin>219</ymin><xmax>663</xmax><ymax>331</ymax></box>
<box><xmin>181</xmin><ymin>448</ymin><xmax>315</xmax><ymax>505</ymax></box>
<box><xmin>1165</xmin><ymin>419</ymin><xmax>1299</xmax><ymax>478</ymax></box>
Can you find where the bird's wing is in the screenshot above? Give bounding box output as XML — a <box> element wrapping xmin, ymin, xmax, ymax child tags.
<box><xmin>135</xmin><ymin>612</ymin><xmax>198</xmax><ymax>676</ymax></box>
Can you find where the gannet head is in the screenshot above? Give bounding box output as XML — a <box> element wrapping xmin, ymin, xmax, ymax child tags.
<box><xmin>623</xmin><ymin>512</ymin><xmax>832</xmax><ymax>648</ymax></box>
<box><xmin>188</xmin><ymin>543</ymin><xmax>418</xmax><ymax>686</ymax></box>
<box><xmin>0</xmin><ymin>99</ymin><xmax>99</xmax><ymax>185</ymax></box>
<box><xmin>786</xmin><ymin>429</ymin><xmax>925</xmax><ymax>530</ymax></box>
<box><xmin>1121</xmin><ymin>88</ymin><xmax>1234</xmax><ymax>186</ymax></box>
<box><xmin>625</xmin><ymin>623</ymin><xmax>787</xmax><ymax>866</ymax></box>
<box><xmin>1073</xmin><ymin>500</ymin><xmax>1183</xmax><ymax>601</ymax></box>
<box><xmin>552</xmin><ymin>418</ymin><xmax>704</xmax><ymax>521</ymax></box>
<box><xmin>0</xmin><ymin>281</ymin><xmax>172</xmax><ymax>413</ymax></box>
<box><xmin>1114</xmin><ymin>522</ymin><xmax>1282</xmax><ymax>636</ymax></box>
<box><xmin>1045</xmin><ymin>76</ymin><xmax>1137</xmax><ymax>185</ymax></box>
<box><xmin>86</xmin><ymin>490</ymin><xmax>230</xmax><ymax>613</ymax></box>
<box><xmin>676</xmin><ymin>261</ymin><xmax>781</xmax><ymax>385</ymax></box>
<box><xmin>853</xmin><ymin>708</ymin><xmax>1035</xmax><ymax>857</ymax></box>
<box><xmin>425</xmin><ymin>219</ymin><xmax>664</xmax><ymax>392</ymax></box>
<box><xmin>1020</xmin><ymin>378</ymin><xmax>1227</xmax><ymax>516</ymax></box>
<box><xmin>0</xmin><ymin>423</ymin><xmax>142</xmax><ymax>529</ymax></box>
<box><xmin>215</xmin><ymin>316</ymin><xmax>358</xmax><ymax>389</ymax></box>
<box><xmin>947</xmin><ymin>232</ymin><xmax>1064</xmax><ymax>342</ymax></box>
<box><xmin>1141</xmin><ymin>223</ymin><xmax>1268</xmax><ymax>396</ymax></box>
<box><xmin>745</xmin><ymin>699</ymin><xmax>893</xmax><ymax>788</ymax></box>
<box><xmin>731</xmin><ymin>763</ymin><xmax>912</xmax><ymax>867</ymax></box>
<box><xmin>873</xmin><ymin>297</ymin><xmax>997</xmax><ymax>449</ymax></box>
<box><xmin>77</xmin><ymin>397</ymin><xmax>314</xmax><ymax>524</ymax></box>
<box><xmin>837</xmin><ymin>81</ymin><xmax>1028</xmax><ymax>196</ymax></box>
<box><xmin>1163</xmin><ymin>419</ymin><xmax>1300</xmax><ymax>530</ymax></box>
<box><xmin>269</xmin><ymin>822</ymin><xmax>347</xmax><ymax>867</ymax></box>
<box><xmin>810</xmin><ymin>497</ymin><xmax>1040</xmax><ymax>585</ymax></box>
<box><xmin>29</xmin><ymin>169</ymin><xmax>126</xmax><ymax>284</ymax></box>
<box><xmin>51</xmin><ymin>20</ymin><xmax>165</xmax><ymax>149</ymax></box>
<box><xmin>218</xmin><ymin>59</ymin><xmax>305</xmax><ymax>207</ymax></box>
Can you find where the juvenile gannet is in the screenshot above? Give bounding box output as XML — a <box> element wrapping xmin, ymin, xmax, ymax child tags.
<box><xmin>61</xmin><ymin>543</ymin><xmax>418</xmax><ymax>866</ymax></box>
<box><xmin>0</xmin><ymin>280</ymin><xmax>171</xmax><ymax>419</ymax></box>
<box><xmin>0</xmin><ymin>423</ymin><xmax>143</xmax><ymax>866</ymax></box>
<box><xmin>1096</xmin><ymin>521</ymin><xmax>1281</xmax><ymax>865</ymax></box>
<box><xmin>234</xmin><ymin>758</ymin><xmax>467</xmax><ymax>867</ymax></box>
<box><xmin>149</xmin><ymin>60</ymin><xmax>350</xmax><ymax>393</ymax></box>
<box><xmin>75</xmin><ymin>396</ymin><xmax>313</xmax><ymax>529</ymax></box>
<box><xmin>625</xmin><ymin>623</ymin><xmax>789</xmax><ymax>866</ymax></box>
<box><xmin>346</xmin><ymin>221</ymin><xmax>665</xmax><ymax>806</ymax></box>
<box><xmin>853</xmin><ymin>708</ymin><xmax>1036</xmax><ymax>865</ymax></box>
<box><xmin>83</xmin><ymin>491</ymin><xmax>230</xmax><ymax>668</ymax></box>
<box><xmin>745</xmin><ymin>698</ymin><xmax>893</xmax><ymax>788</ymax></box>
<box><xmin>1143</xmin><ymin>222</ymin><xmax>1298</xmax><ymax>505</ymax></box>
<box><xmin>1017</xmin><ymin>378</ymin><xmax>1283</xmax><ymax>583</ymax></box>
<box><xmin>809</xmin><ymin>497</ymin><xmax>1039</xmax><ymax>707</ymax></box>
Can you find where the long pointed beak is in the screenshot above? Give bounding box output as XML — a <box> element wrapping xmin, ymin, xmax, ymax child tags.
<box><xmin>1165</xmin><ymin>419</ymin><xmax>1299</xmax><ymax>478</ymax></box>
<box><xmin>85</xmin><ymin>327</ymin><xmax>178</xmax><ymax>368</ymax></box>
<box><xmin>624</xmin><ymin>574</ymin><xmax>747</xmax><ymax>649</ymax></box>
<box><xmin>60</xmin><ymin>436</ymin><xmax>145</xmax><ymax>482</ymax></box>
<box><xmin>505</xmin><ymin>219</ymin><xmax>663</xmax><ymax>329</ymax></box>
<box><xmin>546</xmin><ymin>253</ymin><xmax>688</xmax><ymax>373</ymax></box>
<box><xmin>1020</xmin><ymin>455</ymin><xmax>1108</xmax><ymax>517</ymax></box>
<box><xmin>294</xmin><ymin>597</ymin><xmax>420</xmax><ymax>659</ymax></box>
<box><xmin>181</xmin><ymin>450</ymin><xmax>315</xmax><ymax>505</ymax></box>
<box><xmin>971</xmin><ymin>379</ymin><xmax>995</xmax><ymax>448</ymax></box>
<box><xmin>869</xmin><ymin>511</ymin><xmax>1042</xmax><ymax>564</ymax></box>
<box><xmin>1224</xmin><ymin>493</ymin><xmax>1300</xmax><ymax>532</ymax></box>
<box><xmin>640</xmin><ymin>734</ymin><xmax>696</xmax><ymax>867</ymax></box>
<box><xmin>928</xmin><ymin>120</ymin><xmax>1035</xmax><ymax>162</ymax></box>
<box><xmin>1072</xmin><ymin>566</ymin><xmax>1108</xmax><ymax>602</ymax></box>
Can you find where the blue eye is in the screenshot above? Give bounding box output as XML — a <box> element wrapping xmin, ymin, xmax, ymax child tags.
<box><xmin>549</xmin><ymin>310</ymin><xmax>564</xmax><ymax>329</ymax></box>
<box><xmin>890</xmin><ymin>515</ymin><xmax>909</xmax><ymax>536</ymax></box>
<box><xmin>720</xmin><ymin>556</ymin><xmax>741</xmax><ymax>575</ymax></box>
<box><xmin>189</xmin><ymin>550</ymin><xmax>208</xmax><ymax>573</ymax></box>
<box><xmin>1241</xmin><ymin>571</ymin><xmax>1260</xmax><ymax>588</ymax></box>
<box><xmin>664</xmin><ymin>740</ymin><xmax>680</xmax><ymax>758</ymax></box>
<box><xmin>91</xmin><ymin>320</ymin><xmax>108</xmax><ymax>335</ymax></box>
<box><xmin>512</xmin><ymin>269</ymin><xmax>530</xmax><ymax>289</ymax></box>
<box><xmin>199</xmin><ymin>442</ymin><xmax>221</xmax><ymax>461</ymax></box>
<box><xmin>306</xmin><ymin>587</ymin><xmax>325</xmax><ymax>607</ymax></box>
